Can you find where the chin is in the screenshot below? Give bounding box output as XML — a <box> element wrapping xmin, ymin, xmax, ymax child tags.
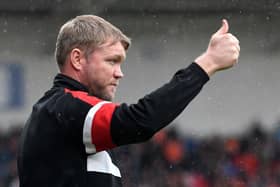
<box><xmin>102</xmin><ymin>93</ymin><xmax>114</xmax><ymax>101</ymax></box>
<box><xmin>89</xmin><ymin>89</ymin><xmax>114</xmax><ymax>101</ymax></box>
<box><xmin>107</xmin><ymin>95</ymin><xmax>115</xmax><ymax>101</ymax></box>
<box><xmin>104</xmin><ymin>90</ymin><xmax>115</xmax><ymax>101</ymax></box>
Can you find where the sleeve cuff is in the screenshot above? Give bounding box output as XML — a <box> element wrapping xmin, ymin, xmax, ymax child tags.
<box><xmin>189</xmin><ymin>62</ymin><xmax>210</xmax><ymax>82</ymax></box>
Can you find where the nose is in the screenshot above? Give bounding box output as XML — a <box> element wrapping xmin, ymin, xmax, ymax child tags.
<box><xmin>114</xmin><ymin>65</ymin><xmax>124</xmax><ymax>79</ymax></box>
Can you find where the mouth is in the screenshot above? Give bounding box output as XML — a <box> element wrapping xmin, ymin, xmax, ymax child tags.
<box><xmin>109</xmin><ymin>84</ymin><xmax>118</xmax><ymax>93</ymax></box>
<box><xmin>111</xmin><ymin>83</ymin><xmax>119</xmax><ymax>87</ymax></box>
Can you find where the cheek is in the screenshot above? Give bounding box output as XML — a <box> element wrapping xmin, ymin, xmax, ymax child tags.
<box><xmin>99</xmin><ymin>66</ymin><xmax>114</xmax><ymax>79</ymax></box>
<box><xmin>87</xmin><ymin>63</ymin><xmax>114</xmax><ymax>84</ymax></box>
<box><xmin>91</xmin><ymin>71</ymin><xmax>109</xmax><ymax>86</ymax></box>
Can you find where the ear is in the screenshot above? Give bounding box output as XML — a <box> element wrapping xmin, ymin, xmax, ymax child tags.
<box><xmin>69</xmin><ymin>48</ymin><xmax>85</xmax><ymax>71</ymax></box>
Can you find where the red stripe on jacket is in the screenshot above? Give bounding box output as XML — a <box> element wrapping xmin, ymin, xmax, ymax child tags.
<box><xmin>65</xmin><ymin>88</ymin><xmax>117</xmax><ymax>151</ymax></box>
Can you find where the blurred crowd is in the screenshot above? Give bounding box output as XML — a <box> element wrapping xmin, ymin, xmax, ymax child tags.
<box><xmin>115</xmin><ymin>122</ymin><xmax>280</xmax><ymax>187</ymax></box>
<box><xmin>0</xmin><ymin>121</ymin><xmax>280</xmax><ymax>187</ymax></box>
<box><xmin>0</xmin><ymin>126</ymin><xmax>20</xmax><ymax>187</ymax></box>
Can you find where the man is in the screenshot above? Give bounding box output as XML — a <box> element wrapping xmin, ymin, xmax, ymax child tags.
<box><xmin>17</xmin><ymin>15</ymin><xmax>239</xmax><ymax>187</ymax></box>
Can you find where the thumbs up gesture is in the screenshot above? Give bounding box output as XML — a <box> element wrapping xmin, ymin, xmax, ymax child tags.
<box><xmin>195</xmin><ymin>19</ymin><xmax>240</xmax><ymax>76</ymax></box>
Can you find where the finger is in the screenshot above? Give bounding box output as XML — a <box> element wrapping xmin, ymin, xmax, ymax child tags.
<box><xmin>229</xmin><ymin>34</ymin><xmax>240</xmax><ymax>45</ymax></box>
<box><xmin>230</xmin><ymin>35</ymin><xmax>240</xmax><ymax>52</ymax></box>
<box><xmin>214</xmin><ymin>19</ymin><xmax>229</xmax><ymax>35</ymax></box>
<box><xmin>227</xmin><ymin>35</ymin><xmax>240</xmax><ymax>51</ymax></box>
<box><xmin>236</xmin><ymin>44</ymin><xmax>240</xmax><ymax>52</ymax></box>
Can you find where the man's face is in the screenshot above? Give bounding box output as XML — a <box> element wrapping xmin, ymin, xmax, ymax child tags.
<box><xmin>82</xmin><ymin>41</ymin><xmax>126</xmax><ymax>101</ymax></box>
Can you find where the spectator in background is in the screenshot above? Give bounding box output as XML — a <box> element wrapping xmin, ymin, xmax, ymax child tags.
<box><xmin>17</xmin><ymin>15</ymin><xmax>239</xmax><ymax>187</ymax></box>
<box><xmin>0</xmin><ymin>127</ymin><xmax>21</xmax><ymax>187</ymax></box>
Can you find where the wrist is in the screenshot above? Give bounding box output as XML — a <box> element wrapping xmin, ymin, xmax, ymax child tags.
<box><xmin>194</xmin><ymin>53</ymin><xmax>218</xmax><ymax>76</ymax></box>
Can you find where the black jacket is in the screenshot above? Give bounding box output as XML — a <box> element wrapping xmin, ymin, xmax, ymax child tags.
<box><xmin>18</xmin><ymin>62</ymin><xmax>209</xmax><ymax>187</ymax></box>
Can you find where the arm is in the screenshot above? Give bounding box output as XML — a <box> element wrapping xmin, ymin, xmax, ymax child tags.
<box><xmin>111</xmin><ymin>63</ymin><xmax>209</xmax><ymax>146</ymax></box>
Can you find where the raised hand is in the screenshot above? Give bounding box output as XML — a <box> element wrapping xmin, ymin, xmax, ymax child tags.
<box><xmin>195</xmin><ymin>19</ymin><xmax>240</xmax><ymax>76</ymax></box>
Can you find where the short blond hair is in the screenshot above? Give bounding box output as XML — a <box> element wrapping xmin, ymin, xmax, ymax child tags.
<box><xmin>55</xmin><ymin>15</ymin><xmax>131</xmax><ymax>68</ymax></box>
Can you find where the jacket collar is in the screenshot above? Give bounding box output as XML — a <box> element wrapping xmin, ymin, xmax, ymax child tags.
<box><xmin>53</xmin><ymin>73</ymin><xmax>88</xmax><ymax>92</ymax></box>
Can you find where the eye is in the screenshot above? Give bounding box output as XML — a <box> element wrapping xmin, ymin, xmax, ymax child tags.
<box><xmin>107</xmin><ymin>59</ymin><xmax>118</xmax><ymax>65</ymax></box>
<box><xmin>108</xmin><ymin>61</ymin><xmax>115</xmax><ymax>65</ymax></box>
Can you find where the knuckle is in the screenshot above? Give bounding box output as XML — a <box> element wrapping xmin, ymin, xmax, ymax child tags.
<box><xmin>211</xmin><ymin>34</ymin><xmax>217</xmax><ymax>40</ymax></box>
<box><xmin>227</xmin><ymin>33</ymin><xmax>233</xmax><ymax>38</ymax></box>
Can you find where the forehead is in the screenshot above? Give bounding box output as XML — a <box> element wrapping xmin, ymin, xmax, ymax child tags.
<box><xmin>95</xmin><ymin>41</ymin><xmax>126</xmax><ymax>59</ymax></box>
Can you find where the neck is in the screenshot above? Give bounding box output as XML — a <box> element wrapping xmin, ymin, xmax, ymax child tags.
<box><xmin>60</xmin><ymin>63</ymin><xmax>85</xmax><ymax>87</ymax></box>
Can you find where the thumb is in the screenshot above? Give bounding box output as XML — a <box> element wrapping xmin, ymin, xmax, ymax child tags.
<box><xmin>214</xmin><ymin>19</ymin><xmax>229</xmax><ymax>35</ymax></box>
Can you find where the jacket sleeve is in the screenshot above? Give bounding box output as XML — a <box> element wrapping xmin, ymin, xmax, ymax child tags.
<box><xmin>58</xmin><ymin>62</ymin><xmax>209</xmax><ymax>154</ymax></box>
<box><xmin>111</xmin><ymin>62</ymin><xmax>209</xmax><ymax>146</ymax></box>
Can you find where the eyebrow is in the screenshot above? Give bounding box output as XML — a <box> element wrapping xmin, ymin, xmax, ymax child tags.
<box><xmin>107</xmin><ymin>54</ymin><xmax>126</xmax><ymax>62</ymax></box>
